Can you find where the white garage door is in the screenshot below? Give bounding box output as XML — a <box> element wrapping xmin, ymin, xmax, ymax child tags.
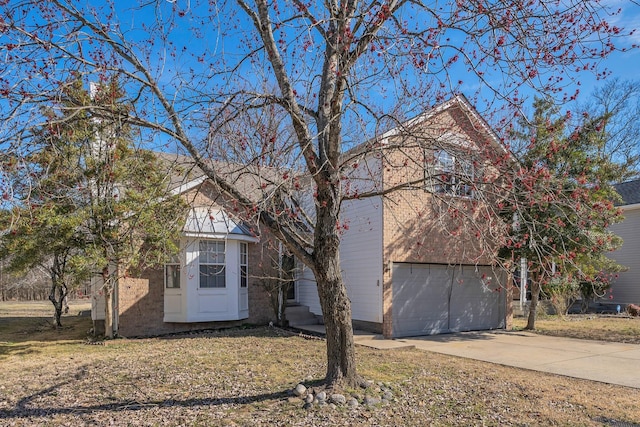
<box><xmin>392</xmin><ymin>263</ymin><xmax>505</xmax><ymax>338</ymax></box>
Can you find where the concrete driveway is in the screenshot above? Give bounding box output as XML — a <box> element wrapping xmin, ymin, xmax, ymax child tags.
<box><xmin>361</xmin><ymin>330</ymin><xmax>640</xmax><ymax>389</ymax></box>
<box><xmin>298</xmin><ymin>325</ymin><xmax>640</xmax><ymax>389</ymax></box>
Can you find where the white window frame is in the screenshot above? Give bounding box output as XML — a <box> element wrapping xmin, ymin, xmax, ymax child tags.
<box><xmin>240</xmin><ymin>242</ymin><xmax>248</xmax><ymax>288</ymax></box>
<box><xmin>430</xmin><ymin>148</ymin><xmax>477</xmax><ymax>197</ymax></box>
<box><xmin>164</xmin><ymin>263</ymin><xmax>181</xmax><ymax>289</ymax></box>
<box><xmin>199</xmin><ymin>240</ymin><xmax>226</xmax><ymax>288</ymax></box>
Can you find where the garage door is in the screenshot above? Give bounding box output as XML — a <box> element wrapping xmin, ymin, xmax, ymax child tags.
<box><xmin>392</xmin><ymin>263</ymin><xmax>505</xmax><ymax>337</ymax></box>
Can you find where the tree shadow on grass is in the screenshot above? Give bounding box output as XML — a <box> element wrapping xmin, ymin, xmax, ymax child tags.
<box><xmin>0</xmin><ymin>316</ymin><xmax>92</xmax><ymax>343</ymax></box>
<box><xmin>0</xmin><ymin>377</ymin><xmax>293</xmax><ymax>420</ymax></box>
<box><xmin>0</xmin><ymin>342</ymin><xmax>38</xmax><ymax>358</ymax></box>
<box><xmin>137</xmin><ymin>324</ymin><xmax>317</xmax><ymax>342</ymax></box>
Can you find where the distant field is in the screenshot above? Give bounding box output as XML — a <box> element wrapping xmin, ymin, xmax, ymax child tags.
<box><xmin>0</xmin><ymin>299</ymin><xmax>92</xmax><ymax>343</ymax></box>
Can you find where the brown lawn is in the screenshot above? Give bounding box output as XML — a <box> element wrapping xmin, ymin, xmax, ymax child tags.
<box><xmin>512</xmin><ymin>313</ymin><xmax>640</xmax><ymax>344</ymax></box>
<box><xmin>0</xmin><ymin>301</ymin><xmax>639</xmax><ymax>426</ymax></box>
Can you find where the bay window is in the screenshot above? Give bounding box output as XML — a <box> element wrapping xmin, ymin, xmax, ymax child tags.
<box><xmin>164</xmin><ymin>206</ymin><xmax>258</xmax><ymax>323</ymax></box>
<box><xmin>199</xmin><ymin>240</ymin><xmax>226</xmax><ymax>288</ymax></box>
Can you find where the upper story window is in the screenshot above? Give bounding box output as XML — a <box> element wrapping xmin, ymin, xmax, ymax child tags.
<box><xmin>199</xmin><ymin>240</ymin><xmax>226</xmax><ymax>288</ymax></box>
<box><xmin>430</xmin><ymin>149</ymin><xmax>477</xmax><ymax>197</ymax></box>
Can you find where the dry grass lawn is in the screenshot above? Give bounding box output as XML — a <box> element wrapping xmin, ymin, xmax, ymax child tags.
<box><xmin>512</xmin><ymin>313</ymin><xmax>640</xmax><ymax>344</ymax></box>
<box><xmin>1</xmin><ymin>301</ymin><xmax>639</xmax><ymax>426</ymax></box>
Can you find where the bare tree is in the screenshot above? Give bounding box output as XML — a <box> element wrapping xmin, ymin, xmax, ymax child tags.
<box><xmin>0</xmin><ymin>0</ymin><xmax>633</xmax><ymax>387</ymax></box>
<box><xmin>581</xmin><ymin>78</ymin><xmax>640</xmax><ymax>180</ymax></box>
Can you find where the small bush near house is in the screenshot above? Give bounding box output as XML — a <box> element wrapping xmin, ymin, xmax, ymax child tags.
<box><xmin>628</xmin><ymin>304</ymin><xmax>640</xmax><ymax>317</ymax></box>
<box><xmin>543</xmin><ymin>276</ymin><xmax>579</xmax><ymax>317</ymax></box>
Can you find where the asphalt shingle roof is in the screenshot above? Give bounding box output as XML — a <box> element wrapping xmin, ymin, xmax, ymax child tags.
<box><xmin>614</xmin><ymin>179</ymin><xmax>640</xmax><ymax>206</ymax></box>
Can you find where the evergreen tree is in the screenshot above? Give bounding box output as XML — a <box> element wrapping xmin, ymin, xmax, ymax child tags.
<box><xmin>500</xmin><ymin>98</ymin><xmax>625</xmax><ymax>328</ymax></box>
<box><xmin>1</xmin><ymin>78</ymin><xmax>186</xmax><ymax>333</ymax></box>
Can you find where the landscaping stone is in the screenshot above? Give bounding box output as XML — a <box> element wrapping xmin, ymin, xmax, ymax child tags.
<box><xmin>364</xmin><ymin>396</ymin><xmax>381</xmax><ymax>406</ymax></box>
<box><xmin>294</xmin><ymin>377</ymin><xmax>394</xmax><ymax>411</ymax></box>
<box><xmin>330</xmin><ymin>393</ymin><xmax>346</xmax><ymax>405</ymax></box>
<box><xmin>347</xmin><ymin>397</ymin><xmax>359</xmax><ymax>408</ymax></box>
<box><xmin>293</xmin><ymin>383</ymin><xmax>306</xmax><ymax>397</ymax></box>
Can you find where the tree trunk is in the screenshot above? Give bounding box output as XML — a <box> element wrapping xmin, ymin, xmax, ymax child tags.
<box><xmin>278</xmin><ymin>254</ymin><xmax>295</xmax><ymax>327</ymax></box>
<box><xmin>103</xmin><ymin>267</ymin><xmax>114</xmax><ymax>339</ymax></box>
<box><xmin>48</xmin><ymin>261</ymin><xmax>67</xmax><ymax>328</ymax></box>
<box><xmin>277</xmin><ymin>285</ymin><xmax>287</xmax><ymax>327</ymax></box>
<box><xmin>314</xmin><ymin>252</ymin><xmax>358</xmax><ymax>387</ymax></box>
<box><xmin>312</xmin><ymin>200</ymin><xmax>358</xmax><ymax>387</ymax></box>
<box><xmin>48</xmin><ymin>283</ymin><xmax>65</xmax><ymax>328</ymax></box>
<box><xmin>526</xmin><ymin>279</ymin><xmax>540</xmax><ymax>330</ymax></box>
<box><xmin>104</xmin><ymin>286</ymin><xmax>114</xmax><ymax>338</ymax></box>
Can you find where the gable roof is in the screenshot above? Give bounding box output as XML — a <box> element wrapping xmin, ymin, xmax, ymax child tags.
<box><xmin>614</xmin><ymin>179</ymin><xmax>640</xmax><ymax>206</ymax></box>
<box><xmin>154</xmin><ymin>151</ymin><xmax>284</xmax><ymax>203</ymax></box>
<box><xmin>344</xmin><ymin>94</ymin><xmax>507</xmax><ymax>160</ymax></box>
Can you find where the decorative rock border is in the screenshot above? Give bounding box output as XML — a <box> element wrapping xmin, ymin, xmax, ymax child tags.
<box><xmin>290</xmin><ymin>381</ymin><xmax>395</xmax><ymax>410</ymax></box>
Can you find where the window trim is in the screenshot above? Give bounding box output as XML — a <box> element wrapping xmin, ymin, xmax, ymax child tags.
<box><xmin>164</xmin><ymin>263</ymin><xmax>181</xmax><ymax>289</ymax></box>
<box><xmin>199</xmin><ymin>240</ymin><xmax>227</xmax><ymax>289</ymax></box>
<box><xmin>240</xmin><ymin>242</ymin><xmax>248</xmax><ymax>288</ymax></box>
<box><xmin>428</xmin><ymin>148</ymin><xmax>478</xmax><ymax>198</ymax></box>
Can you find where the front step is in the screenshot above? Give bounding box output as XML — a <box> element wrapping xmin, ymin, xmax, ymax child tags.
<box><xmin>285</xmin><ymin>305</ymin><xmax>319</xmax><ymax>326</ymax></box>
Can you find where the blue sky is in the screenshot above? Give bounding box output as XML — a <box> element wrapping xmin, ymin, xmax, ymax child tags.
<box><xmin>568</xmin><ymin>0</ymin><xmax>640</xmax><ymax>97</ymax></box>
<box><xmin>2</xmin><ymin>0</ymin><xmax>640</xmax><ymax>153</ymax></box>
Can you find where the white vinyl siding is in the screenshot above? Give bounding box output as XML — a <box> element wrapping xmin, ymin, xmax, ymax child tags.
<box><xmin>295</xmin><ymin>261</ymin><xmax>321</xmax><ymax>315</ymax></box>
<box><xmin>295</xmin><ymin>155</ymin><xmax>384</xmax><ymax>323</ymax></box>
<box><xmin>90</xmin><ymin>274</ymin><xmax>105</xmax><ymax>321</ymax></box>
<box><xmin>607</xmin><ymin>206</ymin><xmax>640</xmax><ymax>304</ymax></box>
<box><xmin>338</xmin><ymin>195</ymin><xmax>384</xmax><ymax>323</ymax></box>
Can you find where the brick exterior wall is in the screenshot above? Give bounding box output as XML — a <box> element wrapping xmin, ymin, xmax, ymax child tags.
<box><xmin>117</xmin><ymin>250</ymin><xmax>274</xmax><ymax>337</ymax></box>
<box><xmin>115</xmin><ymin>180</ymin><xmax>276</xmax><ymax>337</ymax></box>
<box><xmin>379</xmin><ymin>104</ymin><xmax>509</xmax><ymax>337</ymax></box>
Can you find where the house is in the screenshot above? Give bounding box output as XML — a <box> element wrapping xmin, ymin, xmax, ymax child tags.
<box><xmin>607</xmin><ymin>179</ymin><xmax>640</xmax><ymax>305</ymax></box>
<box><xmin>295</xmin><ymin>95</ymin><xmax>512</xmax><ymax>338</ymax></box>
<box><xmin>91</xmin><ymin>157</ymin><xmax>278</xmax><ymax>337</ymax></box>
<box><xmin>91</xmin><ymin>95</ymin><xmax>512</xmax><ymax>338</ymax></box>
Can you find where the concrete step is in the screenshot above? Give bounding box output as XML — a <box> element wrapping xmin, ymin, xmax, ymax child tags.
<box><xmin>285</xmin><ymin>305</ymin><xmax>319</xmax><ymax>326</ymax></box>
